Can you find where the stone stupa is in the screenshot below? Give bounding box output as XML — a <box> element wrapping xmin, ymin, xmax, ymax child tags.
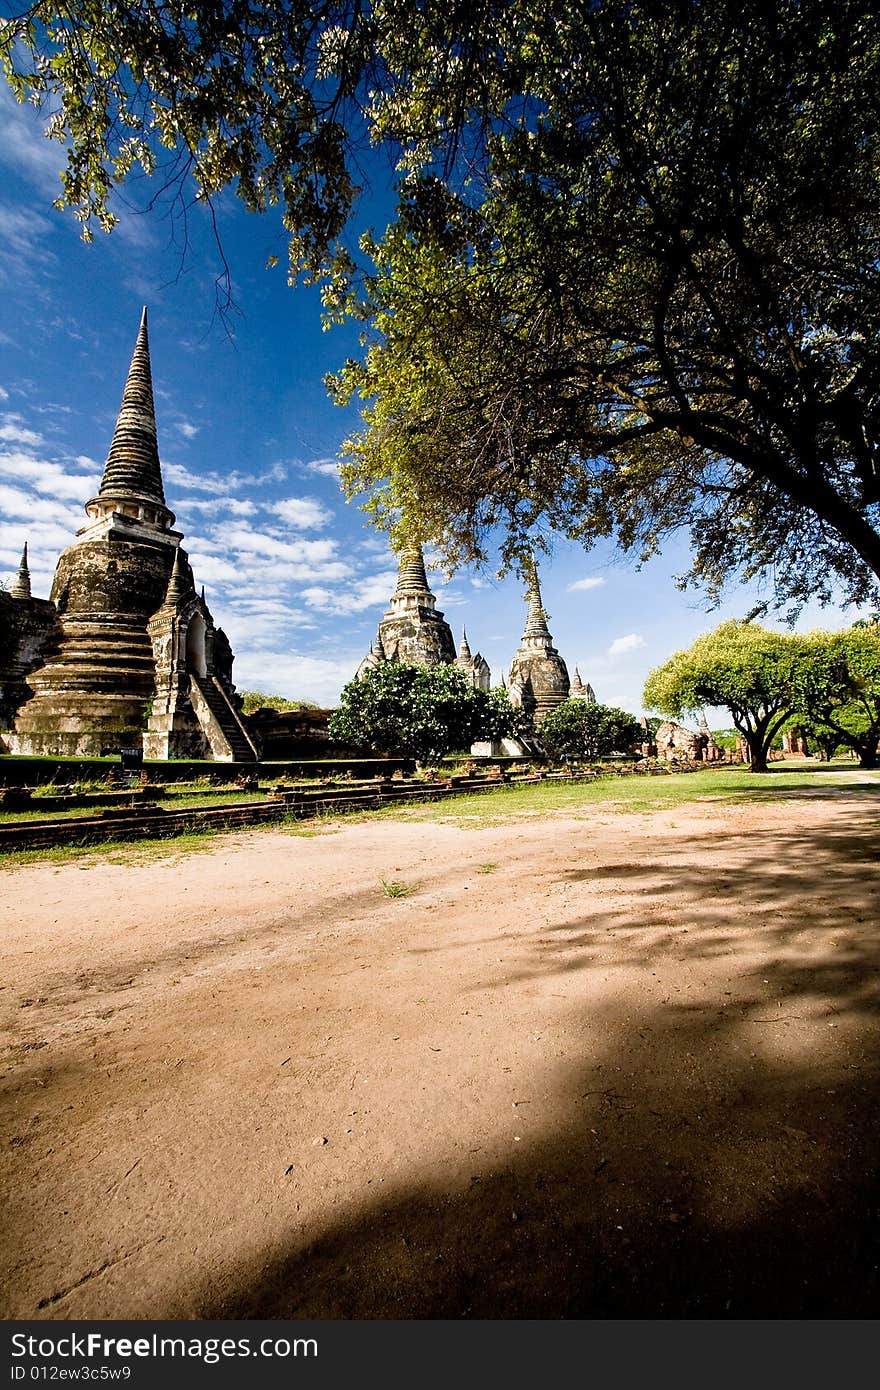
<box><xmin>357</xmin><ymin>545</ymin><xmax>457</xmax><ymax>673</ymax></box>
<box><xmin>6</xmin><ymin>309</ymin><xmax>257</xmax><ymax>761</ymax></box>
<box><xmin>508</xmin><ymin>568</ymin><xmax>571</xmax><ymax>723</ymax></box>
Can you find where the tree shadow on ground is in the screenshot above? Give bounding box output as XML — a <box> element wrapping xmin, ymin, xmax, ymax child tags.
<box><xmin>186</xmin><ymin>803</ymin><xmax>880</xmax><ymax>1319</ymax></box>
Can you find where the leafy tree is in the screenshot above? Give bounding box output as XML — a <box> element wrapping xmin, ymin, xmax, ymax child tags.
<box><xmin>790</xmin><ymin>627</ymin><xmax>880</xmax><ymax>768</ymax></box>
<box><xmin>0</xmin><ymin>1</ymin><xmax>369</xmax><ymax>289</ymax></box>
<box><xmin>643</xmin><ymin>621</ymin><xmax>802</xmax><ymax>771</ymax></box>
<box><xmin>239</xmin><ymin>691</ymin><xmax>319</xmax><ymax>715</ymax></box>
<box><xmin>328</xmin><ymin>661</ymin><xmax>486</xmax><ymax>764</ymax></box>
<box><xmin>334</xmin><ymin>0</ymin><xmax>880</xmax><ymax>609</ymax></box>
<box><xmin>476</xmin><ymin>686</ymin><xmax>532</xmax><ymax>744</ymax></box>
<box><xmin>4</xmin><ymin>2</ymin><xmax>880</xmax><ymax>608</ymax></box>
<box><xmin>538</xmin><ymin>700</ymin><xmax>643</xmax><ymax>764</ymax></box>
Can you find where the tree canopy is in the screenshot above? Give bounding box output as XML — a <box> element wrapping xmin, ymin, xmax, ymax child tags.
<box><xmin>643</xmin><ymin>620</ymin><xmax>803</xmax><ymax>771</ymax></box>
<box><xmin>327</xmin><ymin>662</ymin><xmax>523</xmax><ymax>763</ymax></box>
<box><xmin>538</xmin><ymin>700</ymin><xmax>643</xmax><ymax>764</ymax></box>
<box><xmin>239</xmin><ymin>691</ymin><xmax>319</xmax><ymax>714</ymax></box>
<box><xmin>790</xmin><ymin>627</ymin><xmax>880</xmax><ymax>768</ymax></box>
<box><xmin>4</xmin><ymin>1</ymin><xmax>880</xmax><ymax>608</ymax></box>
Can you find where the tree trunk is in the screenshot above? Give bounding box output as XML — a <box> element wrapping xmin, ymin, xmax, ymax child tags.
<box><xmin>857</xmin><ymin>747</ymin><xmax>878</xmax><ymax>769</ymax></box>
<box><xmin>745</xmin><ymin>730</ymin><xmax>770</xmax><ymax>772</ymax></box>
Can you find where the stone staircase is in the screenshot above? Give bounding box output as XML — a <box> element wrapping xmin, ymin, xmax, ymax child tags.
<box><xmin>190</xmin><ymin>674</ymin><xmax>259</xmax><ymax>762</ymax></box>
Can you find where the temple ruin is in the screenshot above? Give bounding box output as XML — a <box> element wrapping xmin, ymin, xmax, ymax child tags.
<box><xmin>507</xmin><ymin>571</ymin><xmax>571</xmax><ymax>723</ymax></box>
<box><xmin>356</xmin><ymin>552</ymin><xmax>583</xmax><ymax>729</ymax></box>
<box><xmin>2</xmin><ymin>314</ymin><xmax>601</xmax><ymax>761</ymax></box>
<box><xmin>1</xmin><ymin>310</ymin><xmax>257</xmax><ymax>762</ymax></box>
<box><xmin>356</xmin><ymin>545</ymin><xmax>457</xmax><ymax>676</ymax></box>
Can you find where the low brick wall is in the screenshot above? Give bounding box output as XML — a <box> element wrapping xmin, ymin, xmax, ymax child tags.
<box><xmin>0</xmin><ymin>755</ymin><xmax>418</xmax><ymax>787</ymax></box>
<box><xmin>0</xmin><ymin>760</ymin><xmax>746</xmax><ymax>855</ymax></box>
<box><xmin>0</xmin><ymin>771</ymin><xmax>555</xmax><ymax>853</ymax></box>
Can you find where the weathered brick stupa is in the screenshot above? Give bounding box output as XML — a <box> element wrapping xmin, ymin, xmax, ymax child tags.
<box><xmin>0</xmin><ymin>545</ymin><xmax>57</xmax><ymax>730</ymax></box>
<box><xmin>357</xmin><ymin>544</ymin><xmax>457</xmax><ymax>673</ymax></box>
<box><xmin>570</xmin><ymin>667</ymin><xmax>597</xmax><ymax>703</ymax></box>
<box><xmin>5</xmin><ymin>310</ymin><xmax>257</xmax><ymax>761</ymax></box>
<box><xmin>454</xmin><ymin>627</ymin><xmax>490</xmax><ymax>691</ymax></box>
<box><xmin>508</xmin><ymin>570</ymin><xmax>571</xmax><ymax>724</ymax></box>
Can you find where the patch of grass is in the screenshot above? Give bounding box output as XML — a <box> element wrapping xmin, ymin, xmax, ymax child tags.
<box><xmin>0</xmin><ymin>805</ymin><xmax>107</xmax><ymax>824</ymax></box>
<box><xmin>280</xmin><ymin>802</ymin><xmax>346</xmax><ymax>836</ymax></box>
<box><xmin>380</xmin><ymin>878</ymin><xmax>413</xmax><ymax>898</ymax></box>
<box><xmin>476</xmin><ymin>862</ymin><xmax>499</xmax><ymax>873</ymax></box>
<box><xmin>0</xmin><ymin>789</ymin><xmax>266</xmax><ymax>825</ymax></box>
<box><xmin>4</xmin><ymin>762</ymin><xmax>875</xmax><ymax>869</ymax></box>
<box><xmin>369</xmin><ymin>765</ymin><xmax>880</xmax><ymax>827</ymax></box>
<box><xmin>0</xmin><ymin>825</ymin><xmax>226</xmax><ymax>871</ymax></box>
<box><xmin>283</xmin><ymin>820</ymin><xmax>341</xmax><ymax>837</ymax></box>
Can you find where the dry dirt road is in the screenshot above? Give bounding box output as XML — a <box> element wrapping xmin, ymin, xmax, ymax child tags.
<box><xmin>1</xmin><ymin>783</ymin><xmax>878</xmax><ymax>1319</ymax></box>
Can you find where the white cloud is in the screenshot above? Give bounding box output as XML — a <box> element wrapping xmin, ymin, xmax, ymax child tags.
<box><xmin>358</xmin><ymin>536</ymin><xmax>393</xmax><ymax>558</ymax></box>
<box><xmin>608</xmin><ymin>633</ymin><xmax>647</xmax><ymax>658</ymax></box>
<box><xmin>0</xmin><ymin>448</ymin><xmax>99</xmax><ymax>500</ymax></box>
<box><xmin>231</xmin><ymin>650</ymin><xmax>361</xmax><ymax>705</ymax></box>
<box><xmin>220</xmin><ymin>525</ymin><xmax>345</xmax><ymax>568</ymax></box>
<box><xmin>300</xmin><ymin>457</ymin><xmax>340</xmax><ymax>477</ymax></box>
<box><xmin>0</xmin><ymin>201</ymin><xmax>55</xmax><ymax>287</ymax></box>
<box><xmin>178</xmin><ymin>496</ymin><xmax>257</xmax><ymax>517</ymax></box>
<box><xmin>174</xmin><ymin>420</ymin><xmax>200</xmax><ymax>440</ymax></box>
<box><xmin>568</xmin><ymin>576</ymin><xmax>606</xmax><ymax>592</ymax></box>
<box><xmin>0</xmin><ymin>414</ymin><xmax>44</xmax><ymax>447</ymax></box>
<box><xmin>186</xmin><ymin>551</ymin><xmax>243</xmax><ymax>586</ymax></box>
<box><xmin>0</xmin><ymin>387</ymin><xmax>8</xmax><ymax>401</ymax></box>
<box><xmin>253</xmin><ymin>557</ymin><xmax>351</xmax><ymax>585</ymax></box>
<box><xmin>0</xmin><ymin>86</ymin><xmax>67</xmax><ymax>190</ymax></box>
<box><xmin>163</xmin><ymin>462</ymin><xmax>229</xmax><ymax>495</ymax></box>
<box><xmin>0</xmin><ymin>482</ymin><xmax>81</xmax><ymax>526</ymax></box>
<box><xmin>272</xmin><ymin>496</ymin><xmax>333</xmax><ymax>530</ymax></box>
<box><xmin>434</xmin><ymin>585</ymin><xmax>467</xmax><ymax>607</ymax></box>
<box><xmin>164</xmin><ymin>459</ymin><xmax>288</xmax><ymax>496</ymax></box>
<box><xmin>0</xmin><ymin>520</ymin><xmax>77</xmax><ymax>588</ymax></box>
<box><xmin>301</xmin><ymin>569</ymin><xmax>398</xmax><ymax>615</ymax></box>
<box><xmin>221</xmin><ymin>597</ymin><xmax>318</xmax><ymax>650</ymax></box>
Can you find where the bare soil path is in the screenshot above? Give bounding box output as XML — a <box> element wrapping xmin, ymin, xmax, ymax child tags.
<box><xmin>1</xmin><ymin>785</ymin><xmax>878</xmax><ymax>1318</ymax></box>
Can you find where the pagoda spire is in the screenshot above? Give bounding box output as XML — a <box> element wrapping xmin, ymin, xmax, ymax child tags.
<box><xmin>508</xmin><ymin>561</ymin><xmax>570</xmax><ymax>721</ymax></box>
<box><xmin>162</xmin><ymin>546</ymin><xmax>191</xmax><ymax>607</ymax></box>
<box><xmin>459</xmin><ymin>626</ymin><xmax>472</xmax><ymax>661</ymax></box>
<box><xmin>99</xmin><ymin>307</ymin><xmax>166</xmax><ymax>506</ymax></box>
<box><xmin>521</xmin><ymin>569</ymin><xmax>551</xmax><ymax>641</ymax></box>
<box><xmin>11</xmin><ymin>542</ymin><xmax>31</xmax><ymax>599</ymax></box>
<box><xmin>393</xmin><ymin>544</ymin><xmax>430</xmax><ymax>597</ymax></box>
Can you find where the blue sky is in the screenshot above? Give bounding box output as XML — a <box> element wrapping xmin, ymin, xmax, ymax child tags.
<box><xmin>0</xmin><ymin>85</ymin><xmax>867</xmax><ymax>717</ymax></box>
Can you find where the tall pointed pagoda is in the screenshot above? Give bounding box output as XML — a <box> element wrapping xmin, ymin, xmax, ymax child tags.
<box><xmin>508</xmin><ymin>567</ymin><xmax>570</xmax><ymax>723</ymax></box>
<box><xmin>371</xmin><ymin>544</ymin><xmax>457</xmax><ymax>667</ymax></box>
<box><xmin>10</xmin><ymin>544</ymin><xmax>31</xmax><ymax>600</ymax></box>
<box><xmin>81</xmin><ymin>306</ymin><xmax>175</xmax><ymax>536</ymax></box>
<box><xmin>8</xmin><ymin>310</ymin><xmax>255</xmax><ymax>760</ymax></box>
<box><xmin>570</xmin><ymin>667</ymin><xmax>597</xmax><ymax>703</ymax></box>
<box><xmin>455</xmin><ymin>626</ymin><xmax>491</xmax><ymax>690</ymax></box>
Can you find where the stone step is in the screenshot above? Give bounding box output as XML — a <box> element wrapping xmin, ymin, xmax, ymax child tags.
<box><xmin>190</xmin><ymin>674</ymin><xmax>257</xmax><ymax>761</ymax></box>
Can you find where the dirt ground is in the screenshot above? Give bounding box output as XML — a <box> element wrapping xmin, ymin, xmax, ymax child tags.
<box><xmin>1</xmin><ymin>783</ymin><xmax>878</xmax><ymax>1319</ymax></box>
